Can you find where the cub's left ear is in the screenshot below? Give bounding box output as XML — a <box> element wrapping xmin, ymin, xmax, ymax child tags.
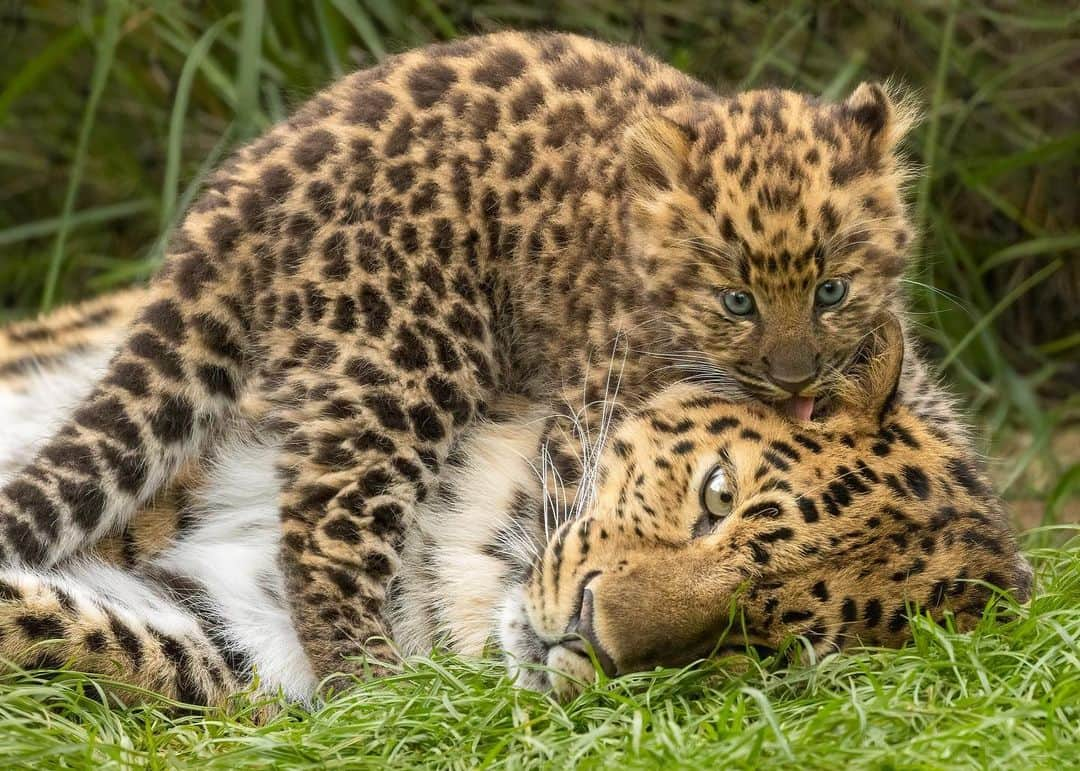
<box><xmin>623</xmin><ymin>114</ymin><xmax>694</xmax><ymax>196</ymax></box>
<box><xmin>841</xmin><ymin>81</ymin><xmax>916</xmax><ymax>157</ymax></box>
<box><xmin>837</xmin><ymin>313</ymin><xmax>905</xmax><ymax>427</ymax></box>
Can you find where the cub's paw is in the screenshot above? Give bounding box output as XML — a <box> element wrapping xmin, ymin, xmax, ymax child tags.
<box><xmin>313</xmin><ymin>636</ymin><xmax>401</xmax><ymax>698</ymax></box>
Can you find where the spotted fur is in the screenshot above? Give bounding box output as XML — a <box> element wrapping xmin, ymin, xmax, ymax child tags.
<box><xmin>0</xmin><ymin>298</ymin><xmax>1028</xmax><ymax>705</ymax></box>
<box><xmin>0</xmin><ymin>32</ymin><xmax>964</xmax><ymax>681</ymax></box>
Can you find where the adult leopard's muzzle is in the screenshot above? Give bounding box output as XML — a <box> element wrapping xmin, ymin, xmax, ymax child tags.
<box><xmin>557</xmin><ymin>548</ymin><xmax>750</xmax><ymax>677</ymax></box>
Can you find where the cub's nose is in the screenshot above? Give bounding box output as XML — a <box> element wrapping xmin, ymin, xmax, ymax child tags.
<box><xmin>767</xmin><ymin>372</ymin><xmax>815</xmax><ymax>395</ymax></box>
<box><xmin>562</xmin><ymin>581</ymin><xmax>617</xmax><ymax>676</ymax></box>
<box><xmin>763</xmin><ymin>348</ymin><xmax>819</xmax><ymax>395</ymax></box>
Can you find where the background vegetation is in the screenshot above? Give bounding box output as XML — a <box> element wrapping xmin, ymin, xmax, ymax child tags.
<box><xmin>0</xmin><ymin>2</ymin><xmax>1077</xmax><ymax>767</ymax></box>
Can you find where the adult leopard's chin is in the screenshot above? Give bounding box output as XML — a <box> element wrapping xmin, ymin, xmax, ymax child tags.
<box><xmin>497</xmin><ymin>587</ymin><xmax>602</xmax><ymax>700</ymax></box>
<box><xmin>497</xmin><ymin>587</ymin><xmax>551</xmax><ymax>692</ymax></box>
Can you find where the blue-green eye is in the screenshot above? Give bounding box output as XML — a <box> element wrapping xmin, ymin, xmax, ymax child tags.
<box><xmin>815</xmin><ymin>278</ymin><xmax>849</xmax><ymax>307</ymax></box>
<box><xmin>722</xmin><ymin>290</ymin><xmax>756</xmax><ymax>316</ymax></box>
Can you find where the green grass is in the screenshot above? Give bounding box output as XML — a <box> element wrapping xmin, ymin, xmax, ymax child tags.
<box><xmin>1</xmin><ymin>534</ymin><xmax>1077</xmax><ymax>769</ymax></box>
<box><xmin>0</xmin><ymin>2</ymin><xmax>1076</xmax><ymax>767</ymax></box>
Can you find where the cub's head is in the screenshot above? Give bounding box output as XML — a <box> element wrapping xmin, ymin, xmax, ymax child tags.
<box><xmin>624</xmin><ymin>83</ymin><xmax>916</xmax><ymax>416</ymax></box>
<box><xmin>501</xmin><ymin>319</ymin><xmax>1031</xmax><ymax>698</ymax></box>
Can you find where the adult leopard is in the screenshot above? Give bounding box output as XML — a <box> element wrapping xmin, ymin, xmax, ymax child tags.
<box><xmin>0</xmin><ymin>294</ymin><xmax>1029</xmax><ymax>705</ymax></box>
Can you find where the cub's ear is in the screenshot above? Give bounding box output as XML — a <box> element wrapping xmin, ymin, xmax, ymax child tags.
<box><xmin>841</xmin><ymin>81</ymin><xmax>916</xmax><ymax>157</ymax></box>
<box><xmin>836</xmin><ymin>314</ymin><xmax>905</xmax><ymax>427</ymax></box>
<box><xmin>623</xmin><ymin>114</ymin><xmax>693</xmax><ymax>196</ymax></box>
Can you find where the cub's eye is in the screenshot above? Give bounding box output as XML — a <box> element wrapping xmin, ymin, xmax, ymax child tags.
<box><xmin>815</xmin><ymin>278</ymin><xmax>849</xmax><ymax>308</ymax></box>
<box><xmin>722</xmin><ymin>290</ymin><xmax>756</xmax><ymax>317</ymax></box>
<box><xmin>700</xmin><ymin>465</ymin><xmax>734</xmax><ymax>519</ymax></box>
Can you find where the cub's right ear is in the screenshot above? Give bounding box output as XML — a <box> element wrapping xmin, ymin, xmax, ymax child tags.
<box><xmin>623</xmin><ymin>115</ymin><xmax>693</xmax><ymax>196</ymax></box>
<box><xmin>841</xmin><ymin>81</ymin><xmax>917</xmax><ymax>160</ymax></box>
<box><xmin>837</xmin><ymin>314</ymin><xmax>905</xmax><ymax>428</ymax></box>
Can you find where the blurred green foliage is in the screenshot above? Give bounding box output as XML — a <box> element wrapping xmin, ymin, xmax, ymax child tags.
<box><xmin>0</xmin><ymin>0</ymin><xmax>1076</xmax><ymax>501</ymax></box>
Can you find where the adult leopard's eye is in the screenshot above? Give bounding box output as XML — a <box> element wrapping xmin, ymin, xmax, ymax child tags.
<box><xmin>722</xmin><ymin>290</ymin><xmax>756</xmax><ymax>317</ymax></box>
<box><xmin>700</xmin><ymin>465</ymin><xmax>734</xmax><ymax>519</ymax></box>
<box><xmin>815</xmin><ymin>278</ymin><xmax>849</xmax><ymax>308</ymax></box>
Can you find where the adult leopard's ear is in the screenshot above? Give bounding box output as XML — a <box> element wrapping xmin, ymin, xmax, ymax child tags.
<box><xmin>623</xmin><ymin>114</ymin><xmax>694</xmax><ymax>196</ymax></box>
<box><xmin>837</xmin><ymin>313</ymin><xmax>905</xmax><ymax>427</ymax></box>
<box><xmin>841</xmin><ymin>81</ymin><xmax>917</xmax><ymax>158</ymax></box>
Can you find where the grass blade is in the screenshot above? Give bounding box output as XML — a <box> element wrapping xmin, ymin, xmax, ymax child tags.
<box><xmin>913</xmin><ymin>0</ymin><xmax>957</xmax><ymax>252</ymax></box>
<box><xmin>0</xmin><ymin>24</ymin><xmax>86</xmax><ymax>126</ymax></box>
<box><xmin>161</xmin><ymin>13</ymin><xmax>238</xmax><ymax>230</ymax></box>
<box><xmin>978</xmin><ymin>234</ymin><xmax>1080</xmax><ymax>275</ymax></box>
<box><xmin>416</xmin><ymin>0</ymin><xmax>458</xmax><ymax>39</ymax></box>
<box><xmin>39</xmin><ymin>0</ymin><xmax>125</xmax><ymax>312</ymax></box>
<box><xmin>236</xmin><ymin>0</ymin><xmax>266</xmax><ymax>139</ymax></box>
<box><xmin>940</xmin><ymin>258</ymin><xmax>1064</xmax><ymax>369</ymax></box>
<box><xmin>0</xmin><ymin>200</ymin><xmax>153</xmax><ymax>247</ymax></box>
<box><xmin>328</xmin><ymin>0</ymin><xmax>388</xmax><ymax>61</ymax></box>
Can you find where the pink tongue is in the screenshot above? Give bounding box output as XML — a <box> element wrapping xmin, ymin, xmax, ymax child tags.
<box><xmin>787</xmin><ymin>396</ymin><xmax>815</xmax><ymax>421</ymax></box>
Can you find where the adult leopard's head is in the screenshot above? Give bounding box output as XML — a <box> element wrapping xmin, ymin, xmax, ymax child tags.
<box><xmin>500</xmin><ymin>318</ymin><xmax>1031</xmax><ymax>698</ymax></box>
<box><xmin>623</xmin><ymin>83</ymin><xmax>916</xmax><ymax>418</ymax></box>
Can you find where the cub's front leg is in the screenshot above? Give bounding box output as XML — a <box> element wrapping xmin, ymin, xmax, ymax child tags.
<box><xmin>266</xmin><ymin>330</ymin><xmax>495</xmax><ymax>681</ymax></box>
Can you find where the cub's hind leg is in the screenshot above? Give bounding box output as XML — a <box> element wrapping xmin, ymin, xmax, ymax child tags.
<box><xmin>0</xmin><ymin>563</ymin><xmax>239</xmax><ymax>706</ymax></box>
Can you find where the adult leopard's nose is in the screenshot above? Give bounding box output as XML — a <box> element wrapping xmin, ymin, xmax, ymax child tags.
<box><xmin>561</xmin><ymin>583</ymin><xmax>617</xmax><ymax>676</ymax></box>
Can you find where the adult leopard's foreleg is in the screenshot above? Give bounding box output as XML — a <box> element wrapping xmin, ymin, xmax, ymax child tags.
<box><xmin>0</xmin><ymin>564</ymin><xmax>239</xmax><ymax>706</ymax></box>
<box><xmin>0</xmin><ymin>280</ymin><xmax>248</xmax><ymax>568</ymax></box>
